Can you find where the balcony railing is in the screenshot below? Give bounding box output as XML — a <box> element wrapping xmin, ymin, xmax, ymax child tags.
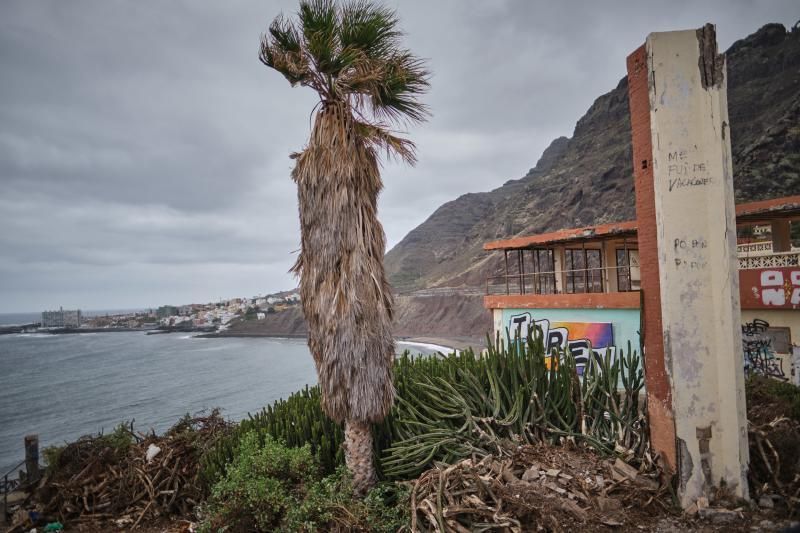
<box><xmin>737</xmin><ymin>241</ymin><xmax>773</xmax><ymax>254</ymax></box>
<box><xmin>738</xmin><ymin>251</ymin><xmax>800</xmax><ymax>270</ymax></box>
<box><xmin>486</xmin><ymin>265</ymin><xmax>636</xmax><ymax>296</ymax></box>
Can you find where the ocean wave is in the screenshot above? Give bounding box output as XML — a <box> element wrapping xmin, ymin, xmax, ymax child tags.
<box><xmin>397</xmin><ymin>340</ymin><xmax>460</xmax><ymax>354</ymax></box>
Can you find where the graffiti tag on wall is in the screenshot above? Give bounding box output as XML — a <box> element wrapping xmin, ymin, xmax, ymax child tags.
<box><xmin>740</xmin><ymin>267</ymin><xmax>800</xmax><ymax>309</ymax></box>
<box><xmin>741</xmin><ymin>318</ymin><xmax>786</xmax><ymax>379</ymax></box>
<box><xmin>508</xmin><ymin>313</ymin><xmax>614</xmax><ymax>374</ymax></box>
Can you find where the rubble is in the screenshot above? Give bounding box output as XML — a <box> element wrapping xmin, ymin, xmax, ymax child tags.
<box><xmin>6</xmin><ymin>412</ymin><xmax>229</xmax><ymax>531</ymax></box>
<box><xmin>410</xmin><ymin>443</ymin><xmax>669</xmax><ymax>532</ymax></box>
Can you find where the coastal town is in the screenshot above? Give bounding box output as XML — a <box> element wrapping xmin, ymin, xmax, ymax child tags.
<box><xmin>0</xmin><ymin>292</ymin><xmax>302</xmax><ymax>335</ymax></box>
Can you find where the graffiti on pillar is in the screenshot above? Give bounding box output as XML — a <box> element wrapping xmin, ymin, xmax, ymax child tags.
<box><xmin>739</xmin><ymin>267</ymin><xmax>800</xmax><ymax>310</ymax></box>
<box><xmin>508</xmin><ymin>312</ymin><xmax>614</xmax><ymax>374</ymax></box>
<box><xmin>741</xmin><ymin>318</ymin><xmax>785</xmax><ymax>379</ymax></box>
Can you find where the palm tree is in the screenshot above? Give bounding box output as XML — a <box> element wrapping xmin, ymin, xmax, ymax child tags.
<box><xmin>259</xmin><ymin>0</ymin><xmax>429</xmax><ymax>494</ymax></box>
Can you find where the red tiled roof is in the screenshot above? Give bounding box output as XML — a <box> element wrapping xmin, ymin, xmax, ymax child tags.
<box><xmin>735</xmin><ymin>195</ymin><xmax>800</xmax><ymax>223</ymax></box>
<box><xmin>484</xmin><ymin>220</ymin><xmax>638</xmax><ymax>250</ymax></box>
<box><xmin>484</xmin><ymin>195</ymin><xmax>800</xmax><ymax>251</ymax></box>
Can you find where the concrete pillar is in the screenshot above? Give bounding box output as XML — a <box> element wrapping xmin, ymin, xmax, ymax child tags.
<box><xmin>493</xmin><ymin>308</ymin><xmax>503</xmax><ymax>340</ymax></box>
<box><xmin>554</xmin><ymin>247</ymin><xmax>565</xmax><ymax>293</ymax></box>
<box><xmin>771</xmin><ymin>219</ymin><xmax>791</xmax><ymax>252</ymax></box>
<box><xmin>627</xmin><ymin>25</ymin><xmax>749</xmax><ymax>507</ymax></box>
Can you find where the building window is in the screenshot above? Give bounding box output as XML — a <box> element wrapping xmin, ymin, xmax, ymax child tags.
<box><xmin>529</xmin><ymin>249</ymin><xmax>556</xmax><ymax>294</ymax></box>
<box><xmin>616</xmin><ymin>249</ymin><xmax>641</xmax><ymax>291</ymax></box>
<box><xmin>565</xmin><ymin>249</ymin><xmax>603</xmax><ymax>293</ymax></box>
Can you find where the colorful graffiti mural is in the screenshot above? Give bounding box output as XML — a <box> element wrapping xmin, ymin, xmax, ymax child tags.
<box><xmin>740</xmin><ymin>267</ymin><xmax>800</xmax><ymax>309</ymax></box>
<box><xmin>507</xmin><ymin>312</ymin><xmax>615</xmax><ymax>374</ymax></box>
<box><xmin>498</xmin><ymin>308</ymin><xmax>641</xmax><ymax>375</ymax></box>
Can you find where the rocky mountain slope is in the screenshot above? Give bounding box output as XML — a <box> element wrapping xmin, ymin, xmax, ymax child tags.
<box><xmin>385</xmin><ymin>23</ymin><xmax>800</xmax><ymax>295</ymax></box>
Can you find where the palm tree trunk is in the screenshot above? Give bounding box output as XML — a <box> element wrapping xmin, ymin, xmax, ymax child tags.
<box><xmin>345</xmin><ymin>419</ymin><xmax>376</xmax><ymax>495</ymax></box>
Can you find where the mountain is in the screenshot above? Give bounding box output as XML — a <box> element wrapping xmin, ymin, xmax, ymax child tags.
<box><xmin>385</xmin><ymin>23</ymin><xmax>800</xmax><ymax>300</ymax></box>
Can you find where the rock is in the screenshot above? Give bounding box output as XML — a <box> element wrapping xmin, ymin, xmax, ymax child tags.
<box><xmin>758</xmin><ymin>495</ymin><xmax>775</xmax><ymax>509</ymax></box>
<box><xmin>655</xmin><ymin>518</ymin><xmax>685</xmax><ymax>533</ymax></box>
<box><xmin>521</xmin><ymin>467</ymin><xmax>540</xmax><ymax>482</ymax></box>
<box><xmin>114</xmin><ymin>516</ymin><xmax>134</xmax><ymax>527</ymax></box>
<box><xmin>559</xmin><ymin>499</ymin><xmax>587</xmax><ymax>519</ymax></box>
<box><xmin>612</xmin><ymin>458</ymin><xmax>639</xmax><ymax>481</ymax></box>
<box><xmin>698</xmin><ymin>507</ymin><xmax>741</xmax><ymax>524</ymax></box>
<box><xmin>597</xmin><ymin>496</ymin><xmax>622</xmax><ymax>512</ymax></box>
<box><xmin>634</xmin><ymin>475</ymin><xmax>660</xmax><ymax>491</ymax></box>
<box><xmin>501</xmin><ymin>468</ymin><xmax>519</xmax><ymax>483</ymax></box>
<box><xmin>755</xmin><ymin>520</ymin><xmax>775</xmax><ymax>531</ymax></box>
<box><xmin>546</xmin><ymin>469</ymin><xmax>561</xmax><ymax>477</ymax></box>
<box><xmin>545</xmin><ymin>482</ymin><xmax>567</xmax><ymax>495</ymax></box>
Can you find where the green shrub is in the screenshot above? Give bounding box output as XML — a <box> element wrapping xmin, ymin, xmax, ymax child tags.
<box><xmin>199</xmin><ymin>431</ymin><xmax>410</xmax><ymax>532</ymax></box>
<box><xmin>763</xmin><ymin>378</ymin><xmax>800</xmax><ymax>420</ymax></box>
<box><xmin>99</xmin><ymin>420</ymin><xmax>136</xmax><ymax>452</ymax></box>
<box><xmin>200</xmin><ymin>431</ymin><xmax>319</xmax><ymax>531</ymax></box>
<box><xmin>747</xmin><ymin>375</ymin><xmax>800</xmax><ymax>422</ymax></box>
<box><xmin>283</xmin><ymin>469</ymin><xmax>410</xmax><ymax>532</ymax></box>
<box><xmin>42</xmin><ymin>444</ymin><xmax>65</xmax><ymax>475</ymax></box>
<box><xmin>200</xmin><ymin>385</ymin><xmax>345</xmax><ymax>487</ymax></box>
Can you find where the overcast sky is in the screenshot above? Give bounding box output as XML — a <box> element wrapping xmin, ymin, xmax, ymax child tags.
<box><xmin>0</xmin><ymin>1</ymin><xmax>796</xmax><ymax>313</ymax></box>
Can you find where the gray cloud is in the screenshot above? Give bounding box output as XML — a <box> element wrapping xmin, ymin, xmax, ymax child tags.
<box><xmin>0</xmin><ymin>0</ymin><xmax>797</xmax><ymax>311</ymax></box>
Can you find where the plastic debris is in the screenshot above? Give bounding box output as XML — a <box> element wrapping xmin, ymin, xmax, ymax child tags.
<box><xmin>145</xmin><ymin>443</ymin><xmax>161</xmax><ymax>463</ymax></box>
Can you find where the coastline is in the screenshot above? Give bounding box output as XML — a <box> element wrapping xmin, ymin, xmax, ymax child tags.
<box><xmin>194</xmin><ymin>332</ymin><xmax>307</xmax><ymax>339</ymax></box>
<box><xmin>0</xmin><ymin>327</ymin><xmax>482</xmax><ymax>353</ymax></box>
<box><xmin>397</xmin><ymin>336</ymin><xmax>483</xmax><ymax>352</ymax></box>
<box><xmin>194</xmin><ymin>331</ymin><xmax>482</xmax><ymax>353</ymax></box>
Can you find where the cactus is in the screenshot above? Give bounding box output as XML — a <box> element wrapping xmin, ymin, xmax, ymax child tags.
<box><xmin>201</xmin><ymin>337</ymin><xmax>647</xmax><ymax>485</ymax></box>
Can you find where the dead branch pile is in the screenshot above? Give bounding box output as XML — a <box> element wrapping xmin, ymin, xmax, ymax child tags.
<box><xmin>410</xmin><ymin>443</ymin><xmax>670</xmax><ymax>532</ymax></box>
<box><xmin>749</xmin><ymin>415</ymin><xmax>800</xmax><ymax>515</ymax></box>
<box><xmin>34</xmin><ymin>411</ymin><xmax>230</xmax><ymax>527</ymax></box>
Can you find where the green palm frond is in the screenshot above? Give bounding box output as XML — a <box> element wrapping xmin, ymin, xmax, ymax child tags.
<box><xmin>269</xmin><ymin>13</ymin><xmax>302</xmax><ymax>53</ymax></box>
<box><xmin>259</xmin><ymin>15</ymin><xmax>311</xmax><ymax>87</ymax></box>
<box><xmin>260</xmin><ymin>0</ymin><xmax>429</xmax><ymax>162</ymax></box>
<box><xmin>339</xmin><ymin>1</ymin><xmax>401</xmax><ymax>59</ymax></box>
<box><xmin>298</xmin><ymin>0</ymin><xmax>339</xmax><ymax>74</ymax></box>
<box><xmin>370</xmin><ymin>52</ymin><xmax>429</xmax><ymax>125</ymax></box>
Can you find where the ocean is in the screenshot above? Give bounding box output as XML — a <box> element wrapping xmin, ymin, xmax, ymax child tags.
<box><xmin>0</xmin><ymin>332</ymin><xmax>440</xmax><ymax>477</ymax></box>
